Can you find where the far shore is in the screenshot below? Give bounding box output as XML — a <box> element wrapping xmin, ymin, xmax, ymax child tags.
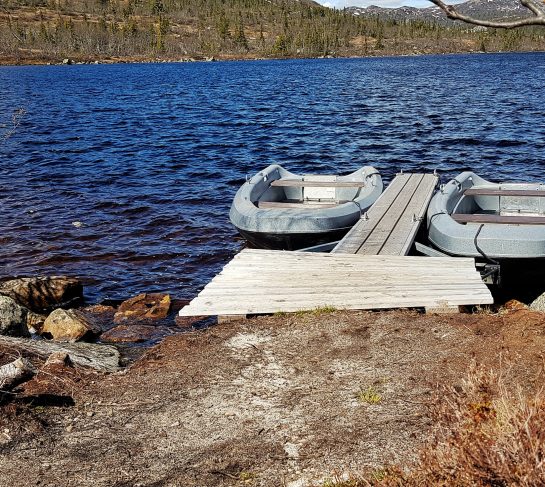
<box><xmin>1</xmin><ymin>47</ymin><xmax>543</xmax><ymax>67</ymax></box>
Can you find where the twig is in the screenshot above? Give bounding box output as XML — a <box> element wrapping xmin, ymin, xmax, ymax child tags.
<box><xmin>429</xmin><ymin>0</ymin><xmax>545</xmax><ymax>28</ymax></box>
<box><xmin>1</xmin><ymin>108</ymin><xmax>26</xmax><ymax>141</ymax></box>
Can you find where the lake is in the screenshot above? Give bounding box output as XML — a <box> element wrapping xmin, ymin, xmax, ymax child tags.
<box><xmin>1</xmin><ymin>52</ymin><xmax>544</xmax><ymax>302</ymax></box>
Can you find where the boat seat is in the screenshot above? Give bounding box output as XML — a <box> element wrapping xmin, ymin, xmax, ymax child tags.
<box><xmin>452</xmin><ymin>213</ymin><xmax>545</xmax><ymax>225</ymax></box>
<box><xmin>464</xmin><ymin>188</ymin><xmax>545</xmax><ymax>197</ymax></box>
<box><xmin>257</xmin><ymin>200</ymin><xmax>349</xmax><ymax>209</ymax></box>
<box><xmin>271</xmin><ymin>179</ymin><xmax>366</xmax><ymax>188</ymax></box>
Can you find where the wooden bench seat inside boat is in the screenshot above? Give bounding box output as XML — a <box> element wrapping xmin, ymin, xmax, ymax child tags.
<box><xmin>257</xmin><ymin>199</ymin><xmax>349</xmax><ymax>209</ymax></box>
<box><xmin>452</xmin><ymin>213</ymin><xmax>545</xmax><ymax>225</ymax></box>
<box><xmin>271</xmin><ymin>179</ymin><xmax>366</xmax><ymax>188</ymax></box>
<box><xmin>464</xmin><ymin>188</ymin><xmax>545</xmax><ymax>197</ymax></box>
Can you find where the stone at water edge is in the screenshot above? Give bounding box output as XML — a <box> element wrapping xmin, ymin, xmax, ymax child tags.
<box><xmin>113</xmin><ymin>293</ymin><xmax>171</xmax><ymax>324</ymax></box>
<box><xmin>42</xmin><ymin>308</ymin><xmax>100</xmax><ymax>342</ymax></box>
<box><xmin>503</xmin><ymin>299</ymin><xmax>528</xmax><ymax>311</ymax></box>
<box><xmin>530</xmin><ymin>292</ymin><xmax>545</xmax><ymax>312</ymax></box>
<box><xmin>0</xmin><ymin>276</ymin><xmax>83</xmax><ymax>314</ymax></box>
<box><xmin>101</xmin><ymin>324</ymin><xmax>164</xmax><ymax>343</ymax></box>
<box><xmin>0</xmin><ymin>295</ymin><xmax>30</xmax><ymax>337</ymax></box>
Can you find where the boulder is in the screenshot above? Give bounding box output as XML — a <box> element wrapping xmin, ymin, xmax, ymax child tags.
<box><xmin>530</xmin><ymin>292</ymin><xmax>545</xmax><ymax>312</ymax></box>
<box><xmin>17</xmin><ymin>352</ymin><xmax>78</xmax><ymax>406</ymax></box>
<box><xmin>42</xmin><ymin>309</ymin><xmax>100</xmax><ymax>342</ymax></box>
<box><xmin>0</xmin><ymin>276</ymin><xmax>83</xmax><ymax>314</ymax></box>
<box><xmin>114</xmin><ymin>293</ymin><xmax>171</xmax><ymax>324</ymax></box>
<box><xmin>0</xmin><ymin>296</ymin><xmax>30</xmax><ymax>337</ymax></box>
<box><xmin>101</xmin><ymin>324</ymin><xmax>161</xmax><ymax>343</ymax></box>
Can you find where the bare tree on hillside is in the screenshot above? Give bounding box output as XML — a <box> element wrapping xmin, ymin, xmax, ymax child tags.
<box><xmin>430</xmin><ymin>0</ymin><xmax>545</xmax><ymax>28</ymax></box>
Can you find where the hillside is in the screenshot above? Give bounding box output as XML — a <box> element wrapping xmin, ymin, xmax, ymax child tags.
<box><xmin>1</xmin><ymin>0</ymin><xmax>545</xmax><ymax>64</ymax></box>
<box><xmin>348</xmin><ymin>0</ymin><xmax>531</xmax><ymax>25</ymax></box>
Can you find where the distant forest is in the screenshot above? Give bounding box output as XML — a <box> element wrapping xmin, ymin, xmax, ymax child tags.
<box><xmin>1</xmin><ymin>0</ymin><xmax>545</xmax><ymax>63</ymax></box>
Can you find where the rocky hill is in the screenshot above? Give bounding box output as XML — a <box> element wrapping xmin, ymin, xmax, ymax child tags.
<box><xmin>348</xmin><ymin>0</ymin><xmax>531</xmax><ymax>26</ymax></box>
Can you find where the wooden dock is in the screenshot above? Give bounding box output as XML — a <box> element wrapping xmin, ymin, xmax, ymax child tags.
<box><xmin>179</xmin><ymin>249</ymin><xmax>493</xmax><ymax>317</ymax></box>
<box><xmin>332</xmin><ymin>173</ymin><xmax>438</xmax><ymax>255</ymax></box>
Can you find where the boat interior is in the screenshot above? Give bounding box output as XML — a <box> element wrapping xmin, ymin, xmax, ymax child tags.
<box><xmin>256</xmin><ymin>175</ymin><xmax>366</xmax><ymax>210</ymax></box>
<box><xmin>452</xmin><ymin>185</ymin><xmax>545</xmax><ymax>225</ymax></box>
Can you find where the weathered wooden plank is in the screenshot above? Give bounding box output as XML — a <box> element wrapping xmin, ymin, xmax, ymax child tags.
<box><xmin>179</xmin><ymin>249</ymin><xmax>493</xmax><ymax>317</ymax></box>
<box><xmin>271</xmin><ymin>179</ymin><xmax>366</xmax><ymax>188</ymax></box>
<box><xmin>356</xmin><ymin>174</ymin><xmax>424</xmax><ymax>255</ymax></box>
<box><xmin>258</xmin><ymin>201</ymin><xmax>342</xmax><ymax>209</ymax></box>
<box><xmin>379</xmin><ymin>174</ymin><xmax>439</xmax><ymax>255</ymax></box>
<box><xmin>465</xmin><ymin>188</ymin><xmax>545</xmax><ymax>197</ymax></box>
<box><xmin>452</xmin><ymin>213</ymin><xmax>545</xmax><ymax>225</ymax></box>
<box><xmin>332</xmin><ymin>173</ymin><xmax>411</xmax><ymax>254</ymax></box>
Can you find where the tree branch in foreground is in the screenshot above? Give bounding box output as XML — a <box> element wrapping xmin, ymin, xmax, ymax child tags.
<box><xmin>1</xmin><ymin>108</ymin><xmax>26</xmax><ymax>141</ymax></box>
<box><xmin>429</xmin><ymin>0</ymin><xmax>545</xmax><ymax>28</ymax></box>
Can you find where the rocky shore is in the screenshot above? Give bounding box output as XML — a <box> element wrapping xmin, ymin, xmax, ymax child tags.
<box><xmin>0</xmin><ymin>276</ymin><xmax>205</xmax><ymax>406</ymax></box>
<box><xmin>1</xmin><ymin>275</ymin><xmax>545</xmax><ymax>485</ymax></box>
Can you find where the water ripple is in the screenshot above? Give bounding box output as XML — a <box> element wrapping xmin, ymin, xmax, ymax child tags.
<box><xmin>1</xmin><ymin>53</ymin><xmax>545</xmax><ymax>301</ymax></box>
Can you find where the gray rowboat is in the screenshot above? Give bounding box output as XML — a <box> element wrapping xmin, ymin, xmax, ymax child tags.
<box><xmin>427</xmin><ymin>171</ymin><xmax>545</xmax><ymax>259</ymax></box>
<box><xmin>230</xmin><ymin>164</ymin><xmax>383</xmax><ymax>250</ymax></box>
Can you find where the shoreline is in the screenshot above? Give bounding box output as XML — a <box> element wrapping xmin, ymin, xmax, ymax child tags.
<box><xmin>1</xmin><ymin>47</ymin><xmax>544</xmax><ymax>67</ymax></box>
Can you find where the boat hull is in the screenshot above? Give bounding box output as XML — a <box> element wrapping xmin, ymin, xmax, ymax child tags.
<box><xmin>237</xmin><ymin>227</ymin><xmax>351</xmax><ymax>251</ymax></box>
<box><xmin>230</xmin><ymin>164</ymin><xmax>383</xmax><ymax>251</ymax></box>
<box><xmin>427</xmin><ymin>171</ymin><xmax>545</xmax><ymax>259</ymax></box>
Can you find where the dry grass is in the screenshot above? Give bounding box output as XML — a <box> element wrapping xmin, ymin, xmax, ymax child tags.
<box><xmin>336</xmin><ymin>363</ymin><xmax>545</xmax><ymax>486</ymax></box>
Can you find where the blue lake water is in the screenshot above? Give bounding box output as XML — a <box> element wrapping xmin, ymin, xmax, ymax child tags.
<box><xmin>1</xmin><ymin>52</ymin><xmax>544</xmax><ymax>302</ymax></box>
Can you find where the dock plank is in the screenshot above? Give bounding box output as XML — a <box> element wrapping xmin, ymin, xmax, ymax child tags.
<box><xmin>331</xmin><ymin>173</ymin><xmax>411</xmax><ymax>254</ymax></box>
<box><xmin>379</xmin><ymin>174</ymin><xmax>439</xmax><ymax>255</ymax></box>
<box><xmin>332</xmin><ymin>173</ymin><xmax>438</xmax><ymax>256</ymax></box>
<box><xmin>179</xmin><ymin>249</ymin><xmax>493</xmax><ymax>317</ymax></box>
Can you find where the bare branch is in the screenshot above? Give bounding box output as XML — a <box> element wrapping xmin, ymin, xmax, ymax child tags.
<box><xmin>1</xmin><ymin>108</ymin><xmax>26</xmax><ymax>141</ymax></box>
<box><xmin>429</xmin><ymin>0</ymin><xmax>545</xmax><ymax>28</ymax></box>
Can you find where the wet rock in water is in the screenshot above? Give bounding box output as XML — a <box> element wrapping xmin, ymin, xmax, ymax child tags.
<box><xmin>42</xmin><ymin>309</ymin><xmax>100</xmax><ymax>342</ymax></box>
<box><xmin>0</xmin><ymin>296</ymin><xmax>30</xmax><ymax>337</ymax></box>
<box><xmin>79</xmin><ymin>304</ymin><xmax>116</xmax><ymax>333</ymax></box>
<box><xmin>530</xmin><ymin>292</ymin><xmax>545</xmax><ymax>312</ymax></box>
<box><xmin>16</xmin><ymin>352</ymin><xmax>78</xmax><ymax>406</ymax></box>
<box><xmin>114</xmin><ymin>293</ymin><xmax>171</xmax><ymax>324</ymax></box>
<box><xmin>101</xmin><ymin>324</ymin><xmax>163</xmax><ymax>343</ymax></box>
<box><xmin>0</xmin><ymin>276</ymin><xmax>83</xmax><ymax>314</ymax></box>
<box><xmin>503</xmin><ymin>299</ymin><xmax>528</xmax><ymax>311</ymax></box>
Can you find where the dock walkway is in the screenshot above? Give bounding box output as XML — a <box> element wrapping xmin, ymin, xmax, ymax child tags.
<box><xmin>332</xmin><ymin>173</ymin><xmax>438</xmax><ymax>255</ymax></box>
<box><xmin>179</xmin><ymin>249</ymin><xmax>493</xmax><ymax>317</ymax></box>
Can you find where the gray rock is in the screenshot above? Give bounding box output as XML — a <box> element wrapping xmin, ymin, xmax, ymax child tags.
<box><xmin>530</xmin><ymin>292</ymin><xmax>545</xmax><ymax>312</ymax></box>
<box><xmin>0</xmin><ymin>296</ymin><xmax>30</xmax><ymax>337</ymax></box>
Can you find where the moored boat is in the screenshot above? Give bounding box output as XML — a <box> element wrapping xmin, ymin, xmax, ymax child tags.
<box><xmin>229</xmin><ymin>164</ymin><xmax>383</xmax><ymax>250</ymax></box>
<box><xmin>427</xmin><ymin>171</ymin><xmax>545</xmax><ymax>259</ymax></box>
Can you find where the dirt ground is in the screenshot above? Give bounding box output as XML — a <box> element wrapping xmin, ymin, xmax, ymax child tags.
<box><xmin>0</xmin><ymin>307</ymin><xmax>544</xmax><ymax>487</ymax></box>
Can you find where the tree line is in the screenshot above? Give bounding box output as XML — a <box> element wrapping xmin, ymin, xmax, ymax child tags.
<box><xmin>1</xmin><ymin>0</ymin><xmax>544</xmax><ymax>63</ymax></box>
